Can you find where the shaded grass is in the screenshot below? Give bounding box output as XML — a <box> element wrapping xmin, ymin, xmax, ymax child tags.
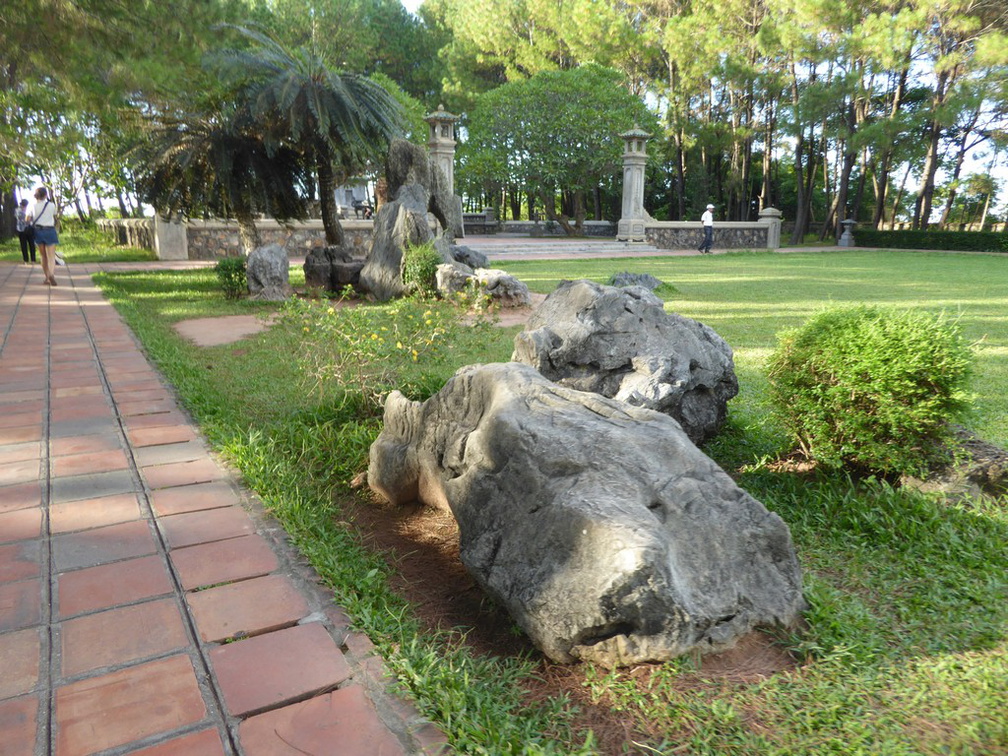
<box><xmin>94</xmin><ymin>248</ymin><xmax>1008</xmax><ymax>755</ymax></box>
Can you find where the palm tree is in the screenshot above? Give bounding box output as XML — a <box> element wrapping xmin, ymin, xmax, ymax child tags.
<box><xmin>210</xmin><ymin>26</ymin><xmax>406</xmax><ymax>247</ymax></box>
<box><xmin>136</xmin><ymin>102</ymin><xmax>309</xmax><ymax>254</ymax></box>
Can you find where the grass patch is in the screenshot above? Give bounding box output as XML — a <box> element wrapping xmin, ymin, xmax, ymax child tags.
<box><xmin>95</xmin><ymin>248</ymin><xmax>1008</xmax><ymax>755</ymax></box>
<box><xmin>1</xmin><ymin>225</ymin><xmax>156</xmax><ymax>264</ymax></box>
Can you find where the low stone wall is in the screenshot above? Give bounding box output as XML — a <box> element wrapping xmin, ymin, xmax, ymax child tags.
<box><xmin>502</xmin><ymin>220</ymin><xmax>616</xmax><ymax>237</ymax></box>
<box><xmin>645</xmin><ymin>222</ymin><xmax>769</xmax><ymax>250</ymax></box>
<box><xmin>186</xmin><ymin>219</ymin><xmax>375</xmax><ymax>260</ymax></box>
<box><xmin>96</xmin><ymin>218</ymin><xmax>154</xmax><ymax>249</ymax></box>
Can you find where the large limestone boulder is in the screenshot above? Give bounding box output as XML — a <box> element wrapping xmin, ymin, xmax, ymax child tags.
<box><xmin>368</xmin><ymin>362</ymin><xmax>805</xmax><ymax>667</ymax></box>
<box><xmin>513</xmin><ymin>279</ymin><xmax>738</xmax><ymax>444</ymax></box>
<box><xmin>358</xmin><ymin>195</ymin><xmax>435</xmax><ymax>302</ymax></box>
<box><xmin>246</xmin><ymin>244</ymin><xmax>291</xmax><ymax>301</ymax></box>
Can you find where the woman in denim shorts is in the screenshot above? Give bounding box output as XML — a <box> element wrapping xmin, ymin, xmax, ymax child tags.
<box><xmin>30</xmin><ymin>187</ymin><xmax>60</xmax><ymax>285</ymax></box>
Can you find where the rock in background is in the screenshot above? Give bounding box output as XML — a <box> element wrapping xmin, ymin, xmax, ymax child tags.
<box><xmin>247</xmin><ymin>244</ymin><xmax>292</xmax><ymax>301</ymax></box>
<box><xmin>303</xmin><ymin>245</ymin><xmax>365</xmax><ymax>292</ymax></box>
<box><xmin>368</xmin><ymin>362</ymin><xmax>805</xmax><ymax>667</ymax></box>
<box><xmin>513</xmin><ymin>279</ymin><xmax>738</xmax><ymax>444</ymax></box>
<box><xmin>359</xmin><ymin>140</ymin><xmax>456</xmax><ymax>301</ymax></box>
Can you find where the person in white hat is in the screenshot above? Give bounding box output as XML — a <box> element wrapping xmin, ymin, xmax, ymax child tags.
<box><xmin>698</xmin><ymin>203</ymin><xmax>715</xmax><ymax>254</ymax></box>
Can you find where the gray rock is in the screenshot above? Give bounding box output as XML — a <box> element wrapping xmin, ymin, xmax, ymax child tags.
<box><xmin>386</xmin><ymin>140</ymin><xmax>431</xmax><ymax>200</ymax></box>
<box><xmin>609</xmin><ymin>271</ymin><xmax>665</xmax><ymax>291</ymax></box>
<box><xmin>435</xmin><ymin>262</ymin><xmax>475</xmax><ymax>297</ymax></box>
<box><xmin>451</xmin><ymin>244</ymin><xmax>490</xmax><ymax>270</ymax></box>
<box><xmin>474</xmin><ymin>269</ymin><xmax>531</xmax><ymax>308</ymax></box>
<box><xmin>359</xmin><ymin>201</ymin><xmax>434</xmax><ymax>301</ymax></box>
<box><xmin>513</xmin><ymin>279</ymin><xmax>738</xmax><ymax>444</ymax></box>
<box><xmin>430</xmin><ymin>162</ymin><xmax>464</xmax><ymax>239</ymax></box>
<box><xmin>246</xmin><ymin>244</ymin><xmax>291</xmax><ymax>301</ymax></box>
<box><xmin>303</xmin><ymin>245</ymin><xmax>364</xmax><ymax>291</ymax></box>
<box><xmin>368</xmin><ymin>362</ymin><xmax>804</xmax><ymax>667</ymax></box>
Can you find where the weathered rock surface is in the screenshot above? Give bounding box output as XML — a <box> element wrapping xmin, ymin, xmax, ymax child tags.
<box><xmin>433</xmin><ymin>263</ymin><xmax>531</xmax><ymax>307</ymax></box>
<box><xmin>451</xmin><ymin>244</ymin><xmax>490</xmax><ymax>270</ymax></box>
<box><xmin>609</xmin><ymin>271</ymin><xmax>665</xmax><ymax>291</ymax></box>
<box><xmin>513</xmin><ymin>279</ymin><xmax>738</xmax><ymax>444</ymax></box>
<box><xmin>474</xmin><ymin>269</ymin><xmax>531</xmax><ymax>308</ymax></box>
<box><xmin>303</xmin><ymin>245</ymin><xmax>364</xmax><ymax>292</ymax></box>
<box><xmin>246</xmin><ymin>244</ymin><xmax>291</xmax><ymax>301</ymax></box>
<box><xmin>359</xmin><ymin>197</ymin><xmax>434</xmax><ymax>302</ymax></box>
<box><xmin>368</xmin><ymin>362</ymin><xmax>805</xmax><ymax>667</ymax></box>
<box><xmin>360</xmin><ymin>139</ymin><xmax>462</xmax><ymax>301</ymax></box>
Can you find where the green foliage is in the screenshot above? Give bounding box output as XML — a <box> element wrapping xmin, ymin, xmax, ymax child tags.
<box><xmin>215</xmin><ymin>257</ymin><xmax>247</xmax><ymax>300</ymax></box>
<box><xmin>766</xmin><ymin>305</ymin><xmax>973</xmax><ymax>476</ymax></box>
<box><xmin>856</xmin><ymin>229</ymin><xmax>1008</xmax><ymax>253</ymax></box>
<box><xmin>277</xmin><ymin>294</ymin><xmax>498</xmax><ymax>413</ymax></box>
<box><xmin>400</xmin><ymin>241</ymin><xmax>443</xmax><ymax>297</ymax></box>
<box><xmin>460</xmin><ymin>63</ymin><xmax>659</xmax><ymax>232</ymax></box>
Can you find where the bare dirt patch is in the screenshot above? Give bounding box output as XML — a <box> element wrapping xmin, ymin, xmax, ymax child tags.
<box><xmin>173</xmin><ymin>314</ymin><xmax>277</xmax><ymax>346</ymax></box>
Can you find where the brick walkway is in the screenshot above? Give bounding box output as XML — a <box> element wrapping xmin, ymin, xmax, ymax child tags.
<box><xmin>0</xmin><ymin>261</ymin><xmax>445</xmax><ymax>756</ymax></box>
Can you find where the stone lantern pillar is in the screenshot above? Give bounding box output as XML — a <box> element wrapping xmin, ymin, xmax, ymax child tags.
<box><xmin>617</xmin><ymin>126</ymin><xmax>651</xmax><ymax>242</ymax></box>
<box><xmin>426</xmin><ymin>104</ymin><xmax>458</xmax><ymax>195</ymax></box>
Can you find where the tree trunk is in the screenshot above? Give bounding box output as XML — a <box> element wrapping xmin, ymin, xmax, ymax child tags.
<box><xmin>891</xmin><ymin>163</ymin><xmax>912</xmax><ymax>230</ymax></box>
<box><xmin>913</xmin><ymin>68</ymin><xmax>952</xmax><ymax>230</ymax></box>
<box><xmin>234</xmin><ymin>208</ymin><xmax>261</xmax><ymax>255</ymax></box>
<box><xmin>317</xmin><ymin>154</ymin><xmax>344</xmax><ymax>246</ymax></box>
<box><xmin>871</xmin><ymin>64</ymin><xmax>909</xmax><ymax>229</ymax></box>
<box><xmin>938</xmin><ymin>106</ymin><xmax>981</xmax><ymax>227</ymax></box>
<box><xmin>537</xmin><ymin>188</ymin><xmax>574</xmax><ymax>235</ymax></box>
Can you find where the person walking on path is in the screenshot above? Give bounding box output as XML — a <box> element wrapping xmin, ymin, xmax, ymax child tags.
<box><xmin>16</xmin><ymin>198</ymin><xmax>37</xmax><ymax>263</ymax></box>
<box><xmin>28</xmin><ymin>186</ymin><xmax>59</xmax><ymax>285</ymax></box>
<box><xmin>698</xmin><ymin>203</ymin><xmax>715</xmax><ymax>254</ymax></box>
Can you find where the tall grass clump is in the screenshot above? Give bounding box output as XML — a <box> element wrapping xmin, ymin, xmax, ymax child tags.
<box><xmin>766</xmin><ymin>305</ymin><xmax>973</xmax><ymax>476</ymax></box>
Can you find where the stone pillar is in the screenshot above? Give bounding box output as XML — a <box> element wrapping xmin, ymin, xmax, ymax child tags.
<box><xmin>758</xmin><ymin>207</ymin><xmax>783</xmax><ymax>249</ymax></box>
<box><xmin>425</xmin><ymin>104</ymin><xmax>458</xmax><ymax>195</ymax></box>
<box><xmin>838</xmin><ymin>219</ymin><xmax>856</xmax><ymax>247</ymax></box>
<box><xmin>617</xmin><ymin>126</ymin><xmax>650</xmax><ymax>242</ymax></box>
<box><xmin>153</xmin><ymin>214</ymin><xmax>188</xmax><ymax>260</ymax></box>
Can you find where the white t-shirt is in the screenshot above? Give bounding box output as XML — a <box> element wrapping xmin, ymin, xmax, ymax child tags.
<box><xmin>32</xmin><ymin>200</ymin><xmax>56</xmax><ymax>226</ymax></box>
<box><xmin>701</xmin><ymin>209</ymin><xmax>713</xmax><ymax>227</ymax></box>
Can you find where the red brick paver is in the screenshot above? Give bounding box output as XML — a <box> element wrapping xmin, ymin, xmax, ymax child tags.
<box><xmin>0</xmin><ymin>262</ymin><xmax>435</xmax><ymax>755</ymax></box>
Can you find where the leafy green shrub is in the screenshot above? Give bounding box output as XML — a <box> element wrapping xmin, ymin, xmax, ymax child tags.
<box><xmin>766</xmin><ymin>305</ymin><xmax>972</xmax><ymax>476</ymax></box>
<box><xmin>215</xmin><ymin>256</ymin><xmax>247</xmax><ymax>300</ymax></box>
<box><xmin>855</xmin><ymin>229</ymin><xmax>1008</xmax><ymax>253</ymax></box>
<box><xmin>401</xmin><ymin>241</ymin><xmax>443</xmax><ymax>298</ymax></box>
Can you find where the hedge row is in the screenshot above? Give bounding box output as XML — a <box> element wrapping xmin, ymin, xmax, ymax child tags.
<box><xmin>855</xmin><ymin>228</ymin><xmax>1008</xmax><ymax>253</ymax></box>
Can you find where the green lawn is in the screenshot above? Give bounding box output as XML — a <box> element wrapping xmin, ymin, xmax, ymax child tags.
<box><xmin>93</xmin><ymin>247</ymin><xmax>1007</xmax><ymax>755</ymax></box>
<box><xmin>1</xmin><ymin>226</ymin><xmax>155</xmax><ymax>264</ymax></box>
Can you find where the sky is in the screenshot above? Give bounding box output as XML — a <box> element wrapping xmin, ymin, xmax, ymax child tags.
<box><xmin>400</xmin><ymin>0</ymin><xmax>422</xmax><ymax>15</ymax></box>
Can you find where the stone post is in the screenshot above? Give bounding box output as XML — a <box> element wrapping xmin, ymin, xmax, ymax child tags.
<box><xmin>839</xmin><ymin>219</ymin><xmax>856</xmax><ymax>247</ymax></box>
<box><xmin>153</xmin><ymin>214</ymin><xmax>188</xmax><ymax>260</ymax></box>
<box><xmin>616</xmin><ymin>126</ymin><xmax>651</xmax><ymax>242</ymax></box>
<box><xmin>758</xmin><ymin>207</ymin><xmax>783</xmax><ymax>249</ymax></box>
<box><xmin>425</xmin><ymin>104</ymin><xmax>458</xmax><ymax>195</ymax></box>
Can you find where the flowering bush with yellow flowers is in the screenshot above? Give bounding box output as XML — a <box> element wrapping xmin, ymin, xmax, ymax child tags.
<box><xmin>278</xmin><ymin>292</ymin><xmax>497</xmax><ymax>414</ymax></box>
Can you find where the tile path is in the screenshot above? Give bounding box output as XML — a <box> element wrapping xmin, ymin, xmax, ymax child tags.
<box><xmin>0</xmin><ymin>261</ymin><xmax>446</xmax><ymax>756</ymax></box>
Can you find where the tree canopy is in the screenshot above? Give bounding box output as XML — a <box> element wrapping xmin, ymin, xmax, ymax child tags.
<box><xmin>3</xmin><ymin>0</ymin><xmax>1006</xmax><ymax>239</ymax></box>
